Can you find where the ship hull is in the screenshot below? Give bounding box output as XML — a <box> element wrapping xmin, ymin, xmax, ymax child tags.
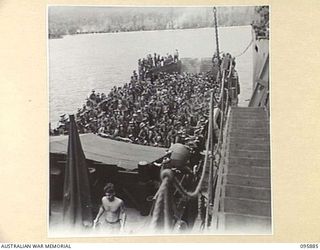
<box><xmin>249</xmin><ymin>33</ymin><xmax>269</xmax><ymax>110</ymax></box>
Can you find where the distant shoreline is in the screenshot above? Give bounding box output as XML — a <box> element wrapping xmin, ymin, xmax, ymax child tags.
<box><xmin>49</xmin><ymin>26</ymin><xmax>210</xmax><ymax>39</ymax></box>
<box><xmin>48</xmin><ymin>24</ymin><xmax>250</xmax><ymax>39</ymax></box>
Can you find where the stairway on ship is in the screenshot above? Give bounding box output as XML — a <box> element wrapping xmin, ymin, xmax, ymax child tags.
<box><xmin>213</xmin><ymin>106</ymin><xmax>271</xmax><ymax>233</ymax></box>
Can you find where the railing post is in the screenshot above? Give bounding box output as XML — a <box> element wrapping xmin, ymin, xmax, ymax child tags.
<box><xmin>205</xmin><ymin>91</ymin><xmax>215</xmax><ymax>229</ymax></box>
<box><xmin>219</xmin><ymin>70</ymin><xmax>225</xmax><ymax>142</ymax></box>
<box><xmin>163</xmin><ymin>178</ymin><xmax>171</xmax><ymax>232</ymax></box>
<box><xmin>213</xmin><ymin>7</ymin><xmax>221</xmax><ymax>67</ymax></box>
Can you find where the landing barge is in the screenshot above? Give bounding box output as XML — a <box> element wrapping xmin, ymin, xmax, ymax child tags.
<box><xmin>49</xmin><ymin>6</ymin><xmax>270</xmax><ymax>235</ymax></box>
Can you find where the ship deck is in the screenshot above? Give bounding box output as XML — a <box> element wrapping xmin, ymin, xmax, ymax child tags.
<box><xmin>49</xmin><ymin>200</ymin><xmax>151</xmax><ymax>236</ymax></box>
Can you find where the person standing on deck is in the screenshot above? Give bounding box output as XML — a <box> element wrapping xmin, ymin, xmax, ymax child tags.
<box><xmin>93</xmin><ymin>183</ymin><xmax>126</xmax><ymax>233</ymax></box>
<box><xmin>174</xmin><ymin>49</ymin><xmax>179</xmax><ymax>62</ymax></box>
<box><xmin>212</xmin><ymin>56</ymin><xmax>220</xmax><ymax>83</ymax></box>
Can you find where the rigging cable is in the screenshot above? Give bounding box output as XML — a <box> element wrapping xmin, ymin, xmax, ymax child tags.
<box><xmin>234</xmin><ymin>38</ymin><xmax>253</xmax><ymax>58</ymax></box>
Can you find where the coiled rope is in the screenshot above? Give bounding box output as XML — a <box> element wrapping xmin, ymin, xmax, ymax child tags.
<box><xmin>150</xmin><ymin>7</ymin><xmax>242</xmax><ymax>231</ymax></box>
<box><xmin>150</xmin><ymin>91</ymin><xmax>214</xmax><ymax>230</ymax></box>
<box><xmin>150</xmin><ymin>169</ymin><xmax>173</xmax><ymax>231</ymax></box>
<box><xmin>171</xmin><ymin>91</ymin><xmax>214</xmax><ymax>199</ymax></box>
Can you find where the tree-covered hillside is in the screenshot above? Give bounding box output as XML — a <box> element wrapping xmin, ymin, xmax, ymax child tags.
<box><xmin>48</xmin><ymin>6</ymin><xmax>255</xmax><ymax>38</ymax></box>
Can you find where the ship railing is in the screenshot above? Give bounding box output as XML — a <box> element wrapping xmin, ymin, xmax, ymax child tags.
<box><xmin>149</xmin><ymin>59</ymin><xmax>235</xmax><ymax>233</ymax></box>
<box><xmin>149</xmin><ymin>89</ymin><xmax>216</xmax><ymax>233</ymax></box>
<box><xmin>204</xmin><ymin>59</ymin><xmax>235</xmax><ymax>231</ymax></box>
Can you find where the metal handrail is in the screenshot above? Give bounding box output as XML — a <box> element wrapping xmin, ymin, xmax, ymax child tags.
<box><xmin>204</xmin><ymin>57</ymin><xmax>235</xmax><ymax>230</ymax></box>
<box><xmin>149</xmin><ymin>60</ymin><xmax>236</xmax><ymax>232</ymax></box>
<box><xmin>149</xmin><ymin>91</ymin><xmax>215</xmax><ymax>231</ymax></box>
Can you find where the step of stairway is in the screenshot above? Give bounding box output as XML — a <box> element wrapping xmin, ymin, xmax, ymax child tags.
<box><xmin>229</xmin><ymin>132</ymin><xmax>270</xmax><ymax>139</ymax></box>
<box><xmin>224</xmin><ymin>184</ymin><xmax>271</xmax><ymax>201</ymax></box>
<box><xmin>229</xmin><ymin>136</ymin><xmax>270</xmax><ymax>145</ymax></box>
<box><xmin>231</xmin><ymin>107</ymin><xmax>265</xmax><ymax>111</ymax></box>
<box><xmin>230</xmin><ymin>117</ymin><xmax>266</xmax><ymax>122</ymax></box>
<box><xmin>230</xmin><ymin>121</ymin><xmax>268</xmax><ymax>129</ymax></box>
<box><xmin>231</xmin><ymin>113</ymin><xmax>266</xmax><ymax>118</ymax></box>
<box><xmin>229</xmin><ymin>127</ymin><xmax>269</xmax><ymax>134</ymax></box>
<box><xmin>231</xmin><ymin>108</ymin><xmax>265</xmax><ymax>114</ymax></box>
<box><xmin>227</xmin><ymin>165</ymin><xmax>270</xmax><ymax>177</ymax></box>
<box><xmin>230</xmin><ymin>126</ymin><xmax>270</xmax><ymax>133</ymax></box>
<box><xmin>231</xmin><ymin>111</ymin><xmax>266</xmax><ymax>116</ymax></box>
<box><xmin>228</xmin><ymin>157</ymin><xmax>270</xmax><ymax>168</ymax></box>
<box><xmin>226</xmin><ymin>174</ymin><xmax>271</xmax><ymax>188</ymax></box>
<box><xmin>231</xmin><ymin>114</ymin><xmax>266</xmax><ymax>119</ymax></box>
<box><xmin>231</xmin><ymin>112</ymin><xmax>266</xmax><ymax>117</ymax></box>
<box><xmin>229</xmin><ymin>143</ymin><xmax>270</xmax><ymax>152</ymax></box>
<box><xmin>224</xmin><ymin>213</ymin><xmax>271</xmax><ymax>232</ymax></box>
<box><xmin>223</xmin><ymin>197</ymin><xmax>271</xmax><ymax>217</ymax></box>
<box><xmin>230</xmin><ymin>120</ymin><xmax>267</xmax><ymax>126</ymax></box>
<box><xmin>227</xmin><ymin>150</ymin><xmax>270</xmax><ymax>159</ymax></box>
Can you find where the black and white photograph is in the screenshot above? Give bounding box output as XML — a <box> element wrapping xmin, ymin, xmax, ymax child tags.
<box><xmin>48</xmin><ymin>5</ymin><xmax>270</xmax><ymax>236</ymax></box>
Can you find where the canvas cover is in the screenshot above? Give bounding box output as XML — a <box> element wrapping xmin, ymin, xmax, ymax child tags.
<box><xmin>62</xmin><ymin>115</ymin><xmax>93</xmax><ymax>228</ymax></box>
<box><xmin>50</xmin><ymin>133</ymin><xmax>168</xmax><ymax>170</ymax></box>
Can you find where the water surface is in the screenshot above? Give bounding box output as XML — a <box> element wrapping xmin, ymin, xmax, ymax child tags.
<box><xmin>49</xmin><ymin>26</ymin><xmax>253</xmax><ymax>125</ymax></box>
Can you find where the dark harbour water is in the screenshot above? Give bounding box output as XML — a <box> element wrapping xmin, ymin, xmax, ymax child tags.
<box><xmin>49</xmin><ymin>26</ymin><xmax>253</xmax><ymax>125</ymax></box>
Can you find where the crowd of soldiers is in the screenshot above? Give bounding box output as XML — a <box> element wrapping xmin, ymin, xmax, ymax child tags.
<box><xmin>49</xmin><ymin>50</ymin><xmax>242</xmax><ymax>151</ymax></box>
<box><xmin>51</xmin><ymin>72</ymin><xmax>218</xmax><ymax>150</ymax></box>
<box><xmin>138</xmin><ymin>50</ymin><xmax>179</xmax><ymax>80</ymax></box>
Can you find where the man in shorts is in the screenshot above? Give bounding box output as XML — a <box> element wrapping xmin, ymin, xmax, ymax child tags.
<box><xmin>93</xmin><ymin>183</ymin><xmax>126</xmax><ymax>233</ymax></box>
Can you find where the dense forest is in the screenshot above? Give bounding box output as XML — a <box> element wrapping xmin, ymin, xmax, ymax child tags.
<box><xmin>48</xmin><ymin>6</ymin><xmax>255</xmax><ymax>38</ymax></box>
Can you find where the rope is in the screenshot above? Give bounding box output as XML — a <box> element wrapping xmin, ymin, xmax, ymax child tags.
<box><xmin>150</xmin><ymin>181</ymin><xmax>165</xmax><ymax>229</ymax></box>
<box><xmin>150</xmin><ymin>91</ymin><xmax>215</xmax><ymax>231</ymax></box>
<box><xmin>205</xmin><ymin>151</ymin><xmax>214</xmax><ymax>227</ymax></box>
<box><xmin>213</xmin><ymin>7</ymin><xmax>221</xmax><ymax>66</ymax></box>
<box><xmin>234</xmin><ymin>38</ymin><xmax>253</xmax><ymax>58</ymax></box>
<box><xmin>150</xmin><ymin>170</ymin><xmax>173</xmax><ymax>230</ymax></box>
<box><xmin>150</xmin><ymin>81</ymin><xmax>232</xmax><ymax>231</ymax></box>
<box><xmin>198</xmin><ymin>194</ymin><xmax>207</xmax><ymax>229</ymax></box>
<box><xmin>204</xmin><ymin>87</ymin><xmax>218</xmax><ymax>228</ymax></box>
<box><xmin>163</xmin><ymin>178</ymin><xmax>171</xmax><ymax>231</ymax></box>
<box><xmin>203</xmin><ymin>56</ymin><xmax>234</xmax><ymax>229</ymax></box>
<box><xmin>150</xmin><ymin>51</ymin><xmax>237</xmax><ymax>230</ymax></box>
<box><xmin>170</xmin><ymin>91</ymin><xmax>214</xmax><ymax>199</ymax></box>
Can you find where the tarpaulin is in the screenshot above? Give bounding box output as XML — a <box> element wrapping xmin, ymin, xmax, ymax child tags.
<box><xmin>62</xmin><ymin>115</ymin><xmax>93</xmax><ymax>228</ymax></box>
<box><xmin>50</xmin><ymin>133</ymin><xmax>168</xmax><ymax>170</ymax></box>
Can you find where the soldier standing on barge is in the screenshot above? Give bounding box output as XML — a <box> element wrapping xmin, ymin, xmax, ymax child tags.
<box><xmin>93</xmin><ymin>183</ymin><xmax>127</xmax><ymax>233</ymax></box>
